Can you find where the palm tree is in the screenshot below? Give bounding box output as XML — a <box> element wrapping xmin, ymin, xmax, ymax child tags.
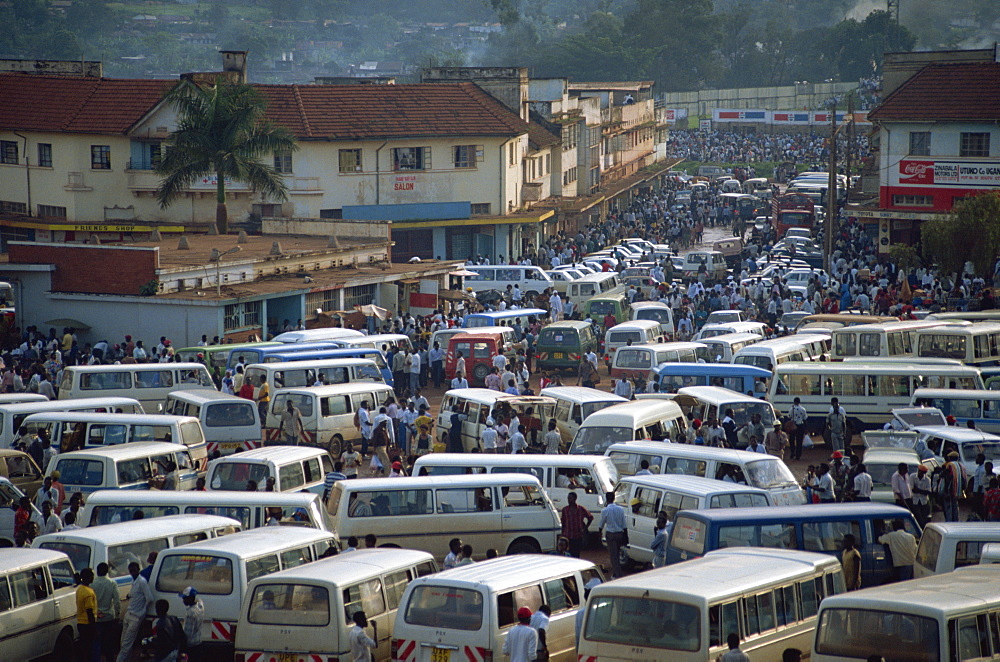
<box><xmin>155</xmin><ymin>81</ymin><xmax>296</xmax><ymax>234</ymax></box>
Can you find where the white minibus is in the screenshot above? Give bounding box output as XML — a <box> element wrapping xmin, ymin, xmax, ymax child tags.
<box><xmin>581</xmin><ymin>548</ymin><xmax>843</xmax><ymax>662</ymax></box>
<box><xmin>915</xmin><ymin>321</ymin><xmax>1000</xmax><ymax>365</ymax></box>
<box><xmin>539</xmin><ymin>386</ymin><xmax>628</xmax><ymax>446</ymax></box>
<box><xmin>914</xmin><ymin>522</ymin><xmax>1000</xmax><ymax>578</ymax></box>
<box><xmin>335</xmin><ymin>333</ymin><xmax>414</xmax><ymax>354</ymax></box>
<box><xmin>207</xmin><ymin>446</ymin><xmax>333</xmax><ymax>495</ymax></box>
<box><xmin>149</xmin><ymin>527</ymin><xmax>338</xmax><ymax>644</ymax></box>
<box><xmin>394</xmin><ymin>555</ymin><xmax>603</xmax><ymax>662</ymax></box>
<box><xmin>630</xmin><ymin>301</ymin><xmax>675</xmax><ymax>338</ymax></box>
<box><xmin>236</xmin><ymin>549</ymin><xmax>438</xmax><ymax>662</ymax></box>
<box><xmin>48</xmin><ymin>442</ymin><xmax>200</xmax><ymax>494</ymax></box>
<box><xmin>697</xmin><ymin>332</ymin><xmax>762</xmax><ymax>364</ymax></box>
<box><xmin>605</xmin><ymin>441</ymin><xmax>805</xmax><ymax>506</ymax></box>
<box><xmin>732</xmin><ymin>336</ymin><xmax>822</xmax><ymax>372</ymax></box>
<box><xmin>603</xmin><ymin>320</ymin><xmax>663</xmax><ymax>362</ymax></box>
<box><xmin>244</xmin><ymin>357</ymin><xmax>384</xmax><ymax>393</ymax></box>
<box><xmin>812</xmin><ymin>566</ymin><xmax>1000</xmax><ymax>661</ymax></box>
<box><xmin>769</xmin><ymin>361</ymin><xmax>984</xmax><ymax>431</ymax></box>
<box><xmin>163</xmin><ymin>389</ymin><xmax>261</xmax><ymax>456</ymax></box>
<box><xmin>0</xmin><ymin>549</ymin><xmax>78</xmax><ymax>661</ymax></box>
<box><xmin>412</xmin><ymin>453</ymin><xmax>618</xmax><ymax>519</ymax></box>
<box><xmin>264</xmin><ymin>382</ymin><xmax>395</xmax><ymax>455</ymax></box>
<box><xmin>695</xmin><ymin>321</ymin><xmax>767</xmax><ymax>340</ymax></box>
<box><xmin>81</xmin><ymin>489</ymin><xmax>334</xmax><ymax>532</ymax></box>
<box><xmin>567</xmin><ymin>272</ymin><xmax>621</xmax><ymax>309</ymax></box>
<box><xmin>831</xmin><ymin>320</ymin><xmax>956</xmax><ymax>360</ymax></box>
<box><xmin>58</xmin><ymin>363</ymin><xmax>215</xmax><ymax>410</ymax></box>
<box><xmin>272</xmin><ymin>327</ymin><xmax>366</xmax><ymax>343</ymax></box>
<box><xmin>911</xmin><ymin>387</ymin><xmax>1000</xmax><ymax>434</ymax></box>
<box><xmin>33</xmin><ymin>514</ymin><xmax>240</xmax><ymax>598</ymax></box>
<box><xmin>0</xmin><ymin>396</ymin><xmax>143</xmax><ymax>448</ymax></box>
<box><xmin>435</xmin><ymin>389</ymin><xmax>556</xmax><ymax>452</ymax></box>
<box><xmin>328</xmin><ymin>474</ymin><xmax>561</xmax><ymax>558</ymax></box>
<box><xmin>610</xmin><ymin>341</ymin><xmax>707</xmax><ymax>380</ymax></box>
<box><xmin>463</xmin><ymin>264</ymin><xmax>554</xmax><ymax>299</ymax></box>
<box><xmin>669</xmin><ymin>386</ymin><xmax>778</xmax><ymax>445</ymax></box>
<box><xmin>569</xmin><ymin>400</ymin><xmax>687</xmax><ymax>455</ymax></box>
<box><xmin>615</xmin><ymin>475</ymin><xmax>772</xmax><ymax>566</ymax></box>
<box><xmin>0</xmin><ymin>394</ymin><xmax>47</xmax><ymax>405</ymax></box>
<box><xmin>910</xmin><ymin>425</ymin><xmax>1000</xmax><ymax>476</ymax></box>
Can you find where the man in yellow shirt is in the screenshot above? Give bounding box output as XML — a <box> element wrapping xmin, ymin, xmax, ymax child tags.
<box><xmin>256</xmin><ymin>376</ymin><xmax>270</xmax><ymax>426</ymax></box>
<box><xmin>76</xmin><ymin>567</ymin><xmax>98</xmax><ymax>660</ymax></box>
<box><xmin>414</xmin><ymin>405</ymin><xmax>434</xmax><ymax>442</ymax></box>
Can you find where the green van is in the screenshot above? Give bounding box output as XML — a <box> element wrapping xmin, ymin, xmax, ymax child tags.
<box><xmin>583</xmin><ymin>291</ymin><xmax>630</xmax><ymax>328</ymax></box>
<box><xmin>536</xmin><ymin>321</ymin><xmax>600</xmax><ymax>372</ymax></box>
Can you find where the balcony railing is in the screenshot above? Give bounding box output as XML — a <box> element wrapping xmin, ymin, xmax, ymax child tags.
<box><xmin>126</xmin><ymin>160</ymin><xmax>158</xmax><ymax>171</ymax></box>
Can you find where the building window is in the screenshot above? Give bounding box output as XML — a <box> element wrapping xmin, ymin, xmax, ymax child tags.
<box><xmin>960</xmin><ymin>132</ymin><xmax>990</xmax><ymax>158</ymax></box>
<box><xmin>563</xmin><ymin>166</ymin><xmax>578</xmax><ymax>186</ymax></box>
<box><xmin>37</xmin><ymin>204</ymin><xmax>67</xmax><ymax>218</ymax></box>
<box><xmin>252</xmin><ymin>203</ymin><xmax>282</xmax><ymax>218</ymax></box>
<box><xmin>544</xmin><ymin>154</ymin><xmax>550</xmax><ymax>175</ymax></box>
<box><xmin>470</xmin><ymin>203</ymin><xmax>491</xmax><ymax>215</ymax></box>
<box><xmin>224</xmin><ymin>301</ymin><xmax>262</xmax><ymax>331</ymax></box>
<box><xmin>320</xmin><ymin>208</ymin><xmax>343</xmax><ymax>219</ymax></box>
<box><xmin>339</xmin><ymin>149</ymin><xmax>362</xmax><ymax>173</ymax></box>
<box><xmin>0</xmin><ymin>200</ymin><xmax>28</xmax><ymax>214</ymax></box>
<box><xmin>91</xmin><ymin>145</ymin><xmax>111</xmax><ymax>170</ymax></box>
<box><xmin>344</xmin><ymin>283</ymin><xmax>377</xmax><ymax>309</ymax></box>
<box><xmin>37</xmin><ymin>143</ymin><xmax>52</xmax><ymax>168</ymax></box>
<box><xmin>908</xmin><ymin>132</ymin><xmax>930</xmax><ymax>156</ymax></box>
<box><xmin>509</xmin><ymin>142</ymin><xmax>516</xmax><ymax>166</ymax></box>
<box><xmin>892</xmin><ymin>194</ymin><xmax>934</xmax><ymax>207</ymax></box>
<box><xmin>392</xmin><ymin>147</ymin><xmax>429</xmax><ymax>171</ymax></box>
<box><xmin>273</xmin><ymin>150</ymin><xmax>293</xmax><ymax>174</ymax></box>
<box><xmin>0</xmin><ymin>140</ymin><xmax>18</xmax><ymax>165</ymax></box>
<box><xmin>305</xmin><ymin>289</ymin><xmax>339</xmax><ymax>316</ymax></box>
<box><xmin>454</xmin><ymin>145</ymin><xmax>483</xmax><ymax>169</ymax></box>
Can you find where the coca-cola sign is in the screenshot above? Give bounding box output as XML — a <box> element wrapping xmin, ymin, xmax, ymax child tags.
<box><xmin>899</xmin><ymin>160</ymin><xmax>935</xmax><ymax>185</ymax></box>
<box><xmin>898</xmin><ymin>159</ymin><xmax>1000</xmax><ymax>187</ymax></box>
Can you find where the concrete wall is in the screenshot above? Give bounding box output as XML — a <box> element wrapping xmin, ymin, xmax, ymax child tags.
<box><xmin>661</xmin><ymin>82</ymin><xmax>858</xmax><ymax>118</ymax></box>
<box><xmin>261</xmin><ymin>218</ymin><xmax>390</xmax><ymax>241</ymax></box>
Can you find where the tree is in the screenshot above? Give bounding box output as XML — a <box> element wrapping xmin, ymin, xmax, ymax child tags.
<box><xmin>156</xmin><ymin>81</ymin><xmax>296</xmax><ymax>234</ymax></box>
<box><xmin>922</xmin><ymin>192</ymin><xmax>1000</xmax><ymax>277</ymax></box>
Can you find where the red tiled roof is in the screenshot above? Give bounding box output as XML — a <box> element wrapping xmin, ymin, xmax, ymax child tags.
<box><xmin>527</xmin><ymin>121</ymin><xmax>559</xmax><ymax>150</ymax></box>
<box><xmin>868</xmin><ymin>63</ymin><xmax>1000</xmax><ymax>122</ymax></box>
<box><xmin>0</xmin><ymin>73</ymin><xmax>173</xmax><ymax>134</ymax></box>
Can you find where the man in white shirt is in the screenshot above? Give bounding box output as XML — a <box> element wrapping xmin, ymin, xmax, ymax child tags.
<box><xmin>443</xmin><ymin>538</ymin><xmax>462</xmax><ymax>570</ymax></box>
<box><xmin>482</xmin><ymin>419</ymin><xmax>498</xmax><ymax>453</ymax></box>
<box><xmin>852</xmin><ymin>463</ymin><xmax>873</xmax><ymax>501</ymax></box>
<box><xmin>349</xmin><ymin>611</ymin><xmax>377</xmax><ymax>662</ymax></box>
<box><xmin>509</xmin><ymin>425</ymin><xmax>527</xmax><ymax>454</ymax></box>
<box><xmin>502</xmin><ymin>608</ymin><xmax>538</xmax><ymax>662</ymax></box>
<box><xmin>117</xmin><ymin>562</ymin><xmax>153</xmax><ymax>662</ymax></box>
<box><xmin>451</xmin><ymin>372</ymin><xmax>469</xmax><ymax>390</ymax></box>
<box><xmin>407</xmin><ymin>349</ymin><xmax>421</xmax><ymax>395</ymax></box>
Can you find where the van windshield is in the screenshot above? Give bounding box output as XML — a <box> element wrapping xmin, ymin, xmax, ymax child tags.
<box><xmin>210</xmin><ymin>463</ymin><xmax>271</xmax><ymax>490</ymax></box>
<box><xmin>815</xmin><ymin>609</ymin><xmax>938</xmax><ymax>661</ymax></box>
<box><xmin>39</xmin><ymin>542</ymin><xmax>91</xmax><ymax>573</ymax></box>
<box><xmin>404</xmin><ymin>585</ymin><xmax>484</xmax><ymax>631</ymax></box>
<box><xmin>206</xmin><ymin>403</ymin><xmax>257</xmax><ymax>427</ymax></box>
<box><xmin>585</xmin><ymin>596</ymin><xmax>700</xmax><ymax>652</ymax></box>
<box><xmin>744</xmin><ymin>459</ymin><xmax>797</xmax><ymax>489</ymax></box>
<box><xmin>571</xmin><ymin>427</ymin><xmax>633</xmax><ymax>455</ymax></box>
<box><xmin>589</xmin><ymin>301</ymin><xmax>618</xmax><ymax>317</ymax></box>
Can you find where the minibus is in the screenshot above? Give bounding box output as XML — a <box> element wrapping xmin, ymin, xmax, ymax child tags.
<box><xmin>584</xmin><ymin>292</ymin><xmax>630</xmax><ymax>329</ymax></box>
<box><xmin>49</xmin><ymin>442</ymin><xmax>200</xmax><ymax>494</ymax></box>
<box><xmin>236</xmin><ymin>549</ymin><xmax>438</xmax><ymax>662</ymax></box>
<box><xmin>463</xmin><ymin>309</ymin><xmax>547</xmax><ymax>329</ymax></box>
<box><xmin>207</xmin><ymin>446</ymin><xmax>333</xmax><ymax>495</ymax></box>
<box><xmin>665</xmin><ymin>503</ymin><xmax>920</xmax><ymax>586</ymax></box>
<box><xmin>650</xmin><ymin>362</ymin><xmax>772</xmax><ymax>395</ymax></box>
<box><xmin>630</xmin><ymin>301</ymin><xmax>675</xmax><ymax>338</ymax></box>
<box><xmin>812</xmin><ymin>566</ymin><xmax>1000</xmax><ymax>662</ymax></box>
<box><xmin>610</xmin><ymin>341</ymin><xmax>706</xmax><ymax>380</ymax></box>
<box><xmin>150</xmin><ymin>527</ymin><xmax>338</xmax><ymax>644</ymax></box>
<box><xmin>243</xmin><ymin>357</ymin><xmax>384</xmax><ymax>392</ymax></box>
<box><xmin>250</xmin><ymin>347</ymin><xmax>394</xmax><ymax>386</ymax></box>
<box><xmin>0</xmin><ymin>396</ymin><xmax>144</xmax><ymax>448</ymax></box>
<box><xmin>669</xmin><ymin>386</ymin><xmax>778</xmax><ymax>443</ymax></box>
<box><xmin>910</xmin><ymin>387</ymin><xmax>1000</xmax><ymax>434</ymax></box>
<box><xmin>0</xmin><ymin>549</ymin><xmax>77</xmax><ymax>660</ymax></box>
<box><xmin>914</xmin><ymin>522</ymin><xmax>1000</xmax><ymax>577</ymax></box>
<box><xmin>394</xmin><ymin>555</ymin><xmax>603</xmax><ymax>662</ymax></box>
<box><xmin>732</xmin><ymin>336</ymin><xmax>823</xmax><ymax>372</ymax></box>
<box><xmin>793</xmin><ymin>313</ymin><xmax>894</xmax><ymax>331</ymax></box>
<box><xmin>915</xmin><ymin>321</ymin><xmax>1000</xmax><ymax>365</ymax></box>
<box><xmin>830</xmin><ymin>320</ymin><xmax>956</xmax><ymax>360</ymax></box>
<box><xmin>604</xmin><ymin>319</ymin><xmax>664</xmax><ymax>364</ymax></box>
<box><xmin>567</xmin><ymin>272</ymin><xmax>621</xmax><ymax>309</ymax></box>
<box><xmin>681</xmin><ymin>251</ymin><xmax>728</xmax><ymax>280</ymax></box>
<box><xmin>435</xmin><ymin>389</ymin><xmax>556</xmax><ymax>452</ymax></box>
<box><xmin>33</xmin><ymin>514</ymin><xmax>241</xmax><ymax>597</ymax></box>
<box><xmin>81</xmin><ymin>489</ymin><xmax>334</xmax><ymax>532</ymax></box>
<box><xmin>163</xmin><ymin>390</ymin><xmax>261</xmax><ymax>456</ymax></box>
<box><xmin>615</xmin><ymin>475</ymin><xmax>773</xmax><ymax>566</ymax></box>
<box><xmin>535</xmin><ymin>321</ymin><xmax>601</xmax><ymax>372</ymax></box>
<box><xmin>539</xmin><ymin>386</ymin><xmax>628</xmax><ymax>446</ymax></box>
<box><xmin>697</xmin><ymin>332</ymin><xmax>761</xmax><ymax>364</ymax></box>
<box><xmin>546</xmin><ymin>268</ymin><xmax>583</xmax><ymax>293</ymax></box>
<box><xmin>462</xmin><ymin>264</ymin><xmax>554</xmax><ymax>298</ymax></box>
<box><xmin>605</xmin><ymin>441</ymin><xmax>804</xmax><ymax>506</ymax></box>
<box><xmin>580</xmin><ymin>548</ymin><xmax>843</xmax><ymax>662</ymax></box>
<box><xmin>24</xmin><ymin>412</ymin><xmax>208</xmax><ymax>470</ymax></box>
<box><xmin>225</xmin><ymin>341</ymin><xmax>345</xmax><ymax>368</ymax></box>
<box><xmin>271</xmin><ymin>327</ymin><xmax>365</xmax><ymax>344</ymax></box>
<box><xmin>569</xmin><ymin>400</ymin><xmax>687</xmax><ymax>455</ymax></box>
<box><xmin>264</xmin><ymin>382</ymin><xmax>395</xmax><ymax>455</ymax></box>
<box><xmin>695</xmin><ymin>321</ymin><xmax>767</xmax><ymax>341</ymax></box>
<box><xmin>335</xmin><ymin>333</ymin><xmax>414</xmax><ymax>354</ymax></box>
<box><xmin>910</xmin><ymin>425</ymin><xmax>1000</xmax><ymax>475</ymax></box>
<box><xmin>445</xmin><ymin>330</ymin><xmax>509</xmax><ymax>384</ymax></box>
<box><xmin>412</xmin><ymin>453</ymin><xmax>618</xmax><ymax>520</ymax></box>
<box><xmin>769</xmin><ymin>361</ymin><xmax>984</xmax><ymax>432</ymax></box>
<box><xmin>176</xmin><ymin>341</ymin><xmax>279</xmax><ymax>372</ymax></box>
<box><xmin>58</xmin><ymin>363</ymin><xmax>215</xmax><ymax>409</ymax></box>
<box><xmin>328</xmin><ymin>474</ymin><xmax>561</xmax><ymax>558</ymax></box>
<box><xmin>927</xmin><ymin>311</ymin><xmax>1000</xmax><ymax>323</ymax></box>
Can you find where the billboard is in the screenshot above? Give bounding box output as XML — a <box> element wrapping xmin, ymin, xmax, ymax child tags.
<box><xmin>899</xmin><ymin>159</ymin><xmax>1000</xmax><ymax>188</ymax></box>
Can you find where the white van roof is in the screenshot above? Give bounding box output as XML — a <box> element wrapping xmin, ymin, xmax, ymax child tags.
<box><xmin>53</xmin><ymin>441</ymin><xmax>188</xmax><ymax>461</ymax></box>
<box><xmin>34</xmin><ymin>514</ymin><xmax>240</xmax><ymax>546</ymax></box>
<box><xmin>675</xmin><ymin>385</ymin><xmax>768</xmax><ymax>404</ymax></box>
<box><xmin>922</xmin><ymin>522</ymin><xmax>1000</xmax><ymax>539</ymax></box>
<box><xmin>443</xmin><ymin>388</ymin><xmax>555</xmax><ymax>407</ymax></box>
<box><xmin>84</xmin><ymin>489</ymin><xmax>321</xmax><ymax>508</ymax></box>
<box><xmin>581</xmin><ymin>400</ymin><xmax>682</xmax><ymax>424</ymax></box>
<box><xmin>0</xmin><ymin>397</ymin><xmax>142</xmax><ymax>416</ymax></box>
<box><xmin>620</xmin><ymin>474</ymin><xmax>769</xmax><ymax>497</ymax></box>
<box><xmin>0</xmin><ymin>548</ymin><xmax>70</xmax><ymax>574</ymax></box>
<box><xmin>64</xmin><ymin>363</ymin><xmax>207</xmax><ymax>373</ymax></box>
<box><xmin>273</xmin><ymin>383</ymin><xmax>394</xmax><ymax>397</ymax></box>
<box><xmin>539</xmin><ymin>386</ymin><xmax>627</xmax><ymax>405</ymax></box>
<box><xmin>418</xmin><ymin>554</ymin><xmax>596</xmax><ymax>591</ymax></box>
<box><xmin>23</xmin><ymin>412</ymin><xmax>198</xmax><ymax>426</ymax></box>
<box><xmin>167</xmin><ymin>389</ymin><xmax>248</xmax><ymax>405</ymax></box>
<box><xmin>157</xmin><ymin>527</ymin><xmax>332</xmax><ymax>558</ymax></box>
<box><xmin>209</xmin><ymin>446</ymin><xmax>328</xmax><ymax>465</ymax></box>
<box><xmin>245</xmin><ymin>358</ymin><xmax>378</xmax><ymax>372</ymax></box>
<box><xmin>273</xmin><ymin>328</ymin><xmax>365</xmax><ymax>343</ymax></box>
<box><xmin>606</xmin><ymin>320</ymin><xmax>661</xmax><ymax>333</ymax></box>
<box><xmin>414</xmin><ymin>453</ymin><xmax>613</xmax><ymax>470</ymax></box>
<box><xmin>606</xmin><ymin>440</ymin><xmax>771</xmax><ymax>463</ymax></box>
<box><xmin>340</xmin><ymin>474</ymin><xmax>545</xmax><ymax>492</ymax></box>
<box><xmin>249</xmin><ymin>548</ymin><xmax>434</xmax><ymax>586</ymax></box>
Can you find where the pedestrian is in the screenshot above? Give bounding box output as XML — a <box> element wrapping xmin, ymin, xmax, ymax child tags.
<box><xmin>323</xmin><ymin>461</ymin><xmax>347</xmax><ymax>501</ymax></box>
<box><xmin>940</xmin><ymin>451</ymin><xmax>968</xmax><ymax>522</ymax></box>
<box><xmin>509</xmin><ymin>424</ymin><xmax>527</xmax><ymax>454</ymax></box>
<box><xmin>179</xmin><ymin>587</ymin><xmax>204</xmax><ymax>662</ymax></box>
<box><xmin>782</xmin><ymin>649</ymin><xmax>803</xmax><ymax>662</ymax></box>
<box><xmin>92</xmin><ymin>562</ymin><xmax>121</xmax><ymax>662</ymax></box>
<box><xmin>720</xmin><ymin>632</ymin><xmax>751</xmax><ymax>661</ymax></box>
<box><xmin>985</xmin><ymin>477</ymin><xmax>1000</xmax><ymax>521</ymax></box>
<box><xmin>341</xmin><ymin>443</ymin><xmax>361</xmax><ymax>479</ymax></box>
<box><xmin>824</xmin><ymin>398</ymin><xmax>848</xmax><ymax>453</ymax></box>
<box><xmin>146</xmin><ymin>599</ymin><xmax>184</xmax><ymax>662</ymax></box>
<box><xmin>598</xmin><ymin>491</ymin><xmax>627</xmax><ymax>578</ymax></box>
<box><xmin>458</xmin><ymin>544</ymin><xmax>475</xmax><ymax>565</ymax></box>
<box><xmin>852</xmin><ymin>463</ymin><xmax>873</xmax><ymax>502</ymax></box>
<box><xmin>117</xmin><ymin>561</ymin><xmax>153</xmax><ymax>662</ymax></box>
<box><xmin>813</xmin><ymin>463</ymin><xmax>836</xmax><ymax>503</ymax></box>
<box><xmin>350</xmin><ymin>611</ymin><xmax>377</xmax><ymax>662</ymax></box>
<box><xmin>651</xmin><ymin>513</ymin><xmax>672</xmax><ymax>568</ymax></box>
<box><xmin>429</xmin><ymin>342</ymin><xmax>445</xmax><ymax>388</ymax></box>
<box><xmin>878</xmin><ymin>518</ymin><xmax>918</xmax><ymax>582</ymax></box>
<box><xmin>530</xmin><ymin>605</ymin><xmax>551</xmax><ymax>662</ymax></box>
<box><xmin>502</xmin><ymin>607</ymin><xmax>538</xmax><ymax>662</ymax></box>
<box><xmin>76</xmin><ymin>567</ymin><xmax>98</xmax><ymax>662</ymax></box>
<box><xmin>279</xmin><ymin>399</ymin><xmax>304</xmax><ymax>445</ymax></box>
<box><xmin>560</xmin><ymin>491</ymin><xmax>593</xmax><ymax>558</ymax></box>
<box><xmin>764</xmin><ymin>421</ymin><xmax>788</xmax><ymax>459</ymax></box>
<box><xmin>971</xmin><ymin>452</ymin><xmax>988</xmax><ymax>519</ymax></box>
<box><xmin>482</xmin><ymin>417</ymin><xmax>498</xmax><ymax>454</ymax></box>
<box><xmin>443</xmin><ymin>538</ymin><xmax>463</xmax><ymax>569</ymax></box>
<box><xmin>842</xmin><ymin>533</ymin><xmax>862</xmax><ymax>590</ymax></box>
<box><xmin>909</xmin><ymin>464</ymin><xmax>932</xmax><ymax>527</ymax></box>
<box><xmin>890</xmin><ymin>462</ymin><xmax>913</xmax><ymax>510</ymax></box>
<box><xmin>255</xmin><ymin>376</ymin><xmax>270</xmax><ymax>425</ymax></box>
<box><xmin>788</xmin><ymin>396</ymin><xmax>808</xmax><ymax>460</ymax></box>
<box><xmin>543</xmin><ymin>419</ymin><xmax>561</xmax><ymax>455</ymax></box>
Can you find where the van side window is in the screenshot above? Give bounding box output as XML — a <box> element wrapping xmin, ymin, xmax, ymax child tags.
<box><xmin>48</xmin><ymin>560</ymin><xmax>75</xmax><ymax>591</ymax></box>
<box><xmin>497</xmin><ymin>585</ymin><xmax>543</xmax><ymax>628</ymax></box>
<box><xmin>0</xmin><ymin>577</ymin><xmax>11</xmax><ymax>612</ymax></box>
<box><xmin>632</xmin><ymin>487</ymin><xmax>662</xmax><ymax>518</ymax></box>
<box><xmin>117</xmin><ymin>458</ymin><xmax>151</xmax><ymax>485</ymax></box>
<box><xmin>343</xmin><ymin>578</ymin><xmax>386</xmax><ymax>620</ymax></box>
<box><xmin>206</xmin><ymin>403</ymin><xmax>256</xmax><ymax>427</ymax></box>
<box><xmin>246</xmin><ymin>554</ymin><xmax>281</xmax><ymax>582</ymax></box>
<box><xmin>543</xmin><ymin>576</ymin><xmax>580</xmax><ymax>613</ymax></box>
<box><xmin>279</xmin><ymin>546</ymin><xmax>313</xmax><ymax>569</ymax></box>
<box><xmin>502</xmin><ymin>485</ymin><xmax>545</xmax><ymax>508</ymax></box>
<box><xmin>174</xmin><ymin>532</ymin><xmax>209</xmax><ymax>547</ymax></box>
<box><xmin>279</xmin><ymin>462</ymin><xmax>306</xmax><ymax>490</ymax></box>
<box><xmin>776</xmin><ymin>584</ymin><xmax>798</xmax><ymax>626</ymax></box>
<box><xmin>416</xmin><ymin>562</ymin><xmax>436</xmax><ymax>578</ymax></box>
<box><xmin>384</xmin><ymin>570</ymin><xmax>411</xmax><ymax>610</ymax></box>
<box><xmin>664</xmin><ymin>458</ymin><xmax>706</xmax><ymax>477</ymax></box>
<box><xmin>304</xmin><ymin>458</ymin><xmax>322</xmax><ymax>484</ymax></box>
<box><xmin>437</xmin><ymin>488</ymin><xmax>493</xmax><ymax>514</ymax></box>
<box><xmin>715</xmin><ymin>463</ymin><xmax>745</xmax><ymax>483</ymax></box>
<box><xmin>322</xmin><ymin>396</ymin><xmax>350</xmax><ymax>417</ymax></box>
<box><xmin>798</xmin><ymin>579</ymin><xmax>819</xmax><ymax>617</ymax></box>
<box><xmin>134</xmin><ymin>370</ymin><xmax>173</xmax><ymax>389</ymax></box>
<box><xmin>109</xmin><ymin>538</ymin><xmax>169</xmax><ymax>579</ymax></box>
<box><xmin>802</xmin><ymin>521</ymin><xmax>860</xmax><ymax>552</ymax></box>
<box><xmin>709</xmin><ymin>601</ymin><xmax>740</xmax><ymax>648</ymax></box>
<box><xmin>10</xmin><ymin>567</ymin><xmax>48</xmax><ymax>606</ymax></box>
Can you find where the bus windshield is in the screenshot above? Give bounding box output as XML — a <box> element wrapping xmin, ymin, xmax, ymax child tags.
<box><xmin>744</xmin><ymin>459</ymin><xmax>797</xmax><ymax>489</ymax></box>
<box><xmin>815</xmin><ymin>608</ymin><xmax>938</xmax><ymax>661</ymax></box>
<box><xmin>585</xmin><ymin>596</ymin><xmax>700</xmax><ymax>652</ymax></box>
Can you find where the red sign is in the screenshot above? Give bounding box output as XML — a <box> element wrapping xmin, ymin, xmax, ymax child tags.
<box><xmin>899</xmin><ymin>160</ymin><xmax>935</xmax><ymax>186</ymax></box>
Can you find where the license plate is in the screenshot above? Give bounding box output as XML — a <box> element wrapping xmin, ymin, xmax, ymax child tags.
<box><xmin>278</xmin><ymin>654</ymin><xmax>297</xmax><ymax>662</ymax></box>
<box><xmin>431</xmin><ymin>648</ymin><xmax>452</xmax><ymax>662</ymax></box>
<box><xmin>220</xmin><ymin>442</ymin><xmax>241</xmax><ymax>449</ymax></box>
<box><xmin>553</xmin><ymin>352</ymin><xmax>563</xmax><ymax>359</ymax></box>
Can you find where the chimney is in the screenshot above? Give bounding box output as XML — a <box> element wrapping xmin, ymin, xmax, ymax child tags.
<box><xmin>220</xmin><ymin>50</ymin><xmax>248</xmax><ymax>83</ymax></box>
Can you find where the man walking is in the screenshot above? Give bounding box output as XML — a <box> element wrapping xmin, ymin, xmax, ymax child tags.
<box><xmin>560</xmin><ymin>491</ymin><xmax>593</xmax><ymax>558</ymax></box>
<box><xmin>92</xmin><ymin>562</ymin><xmax>121</xmax><ymax>662</ymax></box>
<box><xmin>824</xmin><ymin>398</ymin><xmax>848</xmax><ymax>453</ymax></box>
<box><xmin>117</xmin><ymin>561</ymin><xmax>153</xmax><ymax>662</ymax></box>
<box><xmin>878</xmin><ymin>519</ymin><xmax>918</xmax><ymax>582</ymax></box>
<box><xmin>179</xmin><ymin>586</ymin><xmax>204</xmax><ymax>662</ymax></box>
<box><xmin>764</xmin><ymin>421</ymin><xmax>788</xmax><ymax>459</ymax></box>
<box><xmin>502</xmin><ymin>608</ymin><xmax>538</xmax><ymax>662</ymax></box>
<box><xmin>788</xmin><ymin>397</ymin><xmax>808</xmax><ymax>460</ymax></box>
<box><xmin>279</xmin><ymin>399</ymin><xmax>305</xmax><ymax>445</ymax></box>
<box><xmin>598</xmin><ymin>491</ymin><xmax>628</xmax><ymax>578</ymax></box>
<box><xmin>350</xmin><ymin>611</ymin><xmax>377</xmax><ymax>662</ymax></box>
<box><xmin>76</xmin><ymin>568</ymin><xmax>98</xmax><ymax>662</ymax></box>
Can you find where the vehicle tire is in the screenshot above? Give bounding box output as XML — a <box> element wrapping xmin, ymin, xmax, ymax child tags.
<box><xmin>328</xmin><ymin>435</ymin><xmax>343</xmax><ymax>458</ymax></box>
<box><xmin>506</xmin><ymin>538</ymin><xmax>541</xmax><ymax>555</ymax></box>
<box><xmin>472</xmin><ymin>363</ymin><xmax>490</xmax><ymax>383</ymax></box>
<box><xmin>52</xmin><ymin>627</ymin><xmax>74</xmax><ymax>661</ymax></box>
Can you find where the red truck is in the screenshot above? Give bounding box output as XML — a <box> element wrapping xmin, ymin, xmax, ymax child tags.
<box><xmin>771</xmin><ymin>193</ymin><xmax>816</xmax><ymax>238</ymax></box>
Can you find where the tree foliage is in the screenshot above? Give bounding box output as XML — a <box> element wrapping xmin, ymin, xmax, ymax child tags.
<box><xmin>922</xmin><ymin>192</ymin><xmax>1000</xmax><ymax>276</ymax></box>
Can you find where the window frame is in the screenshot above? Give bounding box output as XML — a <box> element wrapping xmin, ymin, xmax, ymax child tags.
<box><xmin>392</xmin><ymin>146</ymin><xmax>430</xmax><ymax>171</ymax></box>
<box><xmin>273</xmin><ymin>150</ymin><xmax>293</xmax><ymax>174</ymax></box>
<box><xmin>960</xmin><ymin>132</ymin><xmax>991</xmax><ymax>158</ymax></box>
<box><xmin>908</xmin><ymin>131</ymin><xmax>930</xmax><ymax>156</ymax></box>
<box><xmin>1</xmin><ymin>140</ymin><xmax>19</xmax><ymax>165</ymax></box>
<box><xmin>338</xmin><ymin>148</ymin><xmax>362</xmax><ymax>173</ymax></box>
<box><xmin>454</xmin><ymin>144</ymin><xmax>483</xmax><ymax>169</ymax></box>
<box><xmin>91</xmin><ymin>145</ymin><xmax>111</xmax><ymax>170</ymax></box>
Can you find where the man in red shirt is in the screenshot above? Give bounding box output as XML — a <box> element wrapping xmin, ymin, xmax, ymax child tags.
<box><xmin>560</xmin><ymin>491</ymin><xmax>594</xmax><ymax>558</ymax></box>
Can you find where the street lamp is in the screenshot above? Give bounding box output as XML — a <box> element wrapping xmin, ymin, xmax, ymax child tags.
<box><xmin>210</xmin><ymin>246</ymin><xmax>242</xmax><ymax>297</ymax></box>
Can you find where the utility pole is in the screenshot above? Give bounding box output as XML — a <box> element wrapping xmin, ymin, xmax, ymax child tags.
<box><xmin>846</xmin><ymin>94</ymin><xmax>855</xmax><ymax>190</ymax></box>
<box><xmin>825</xmin><ymin>111</ymin><xmax>837</xmax><ymax>273</ymax></box>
